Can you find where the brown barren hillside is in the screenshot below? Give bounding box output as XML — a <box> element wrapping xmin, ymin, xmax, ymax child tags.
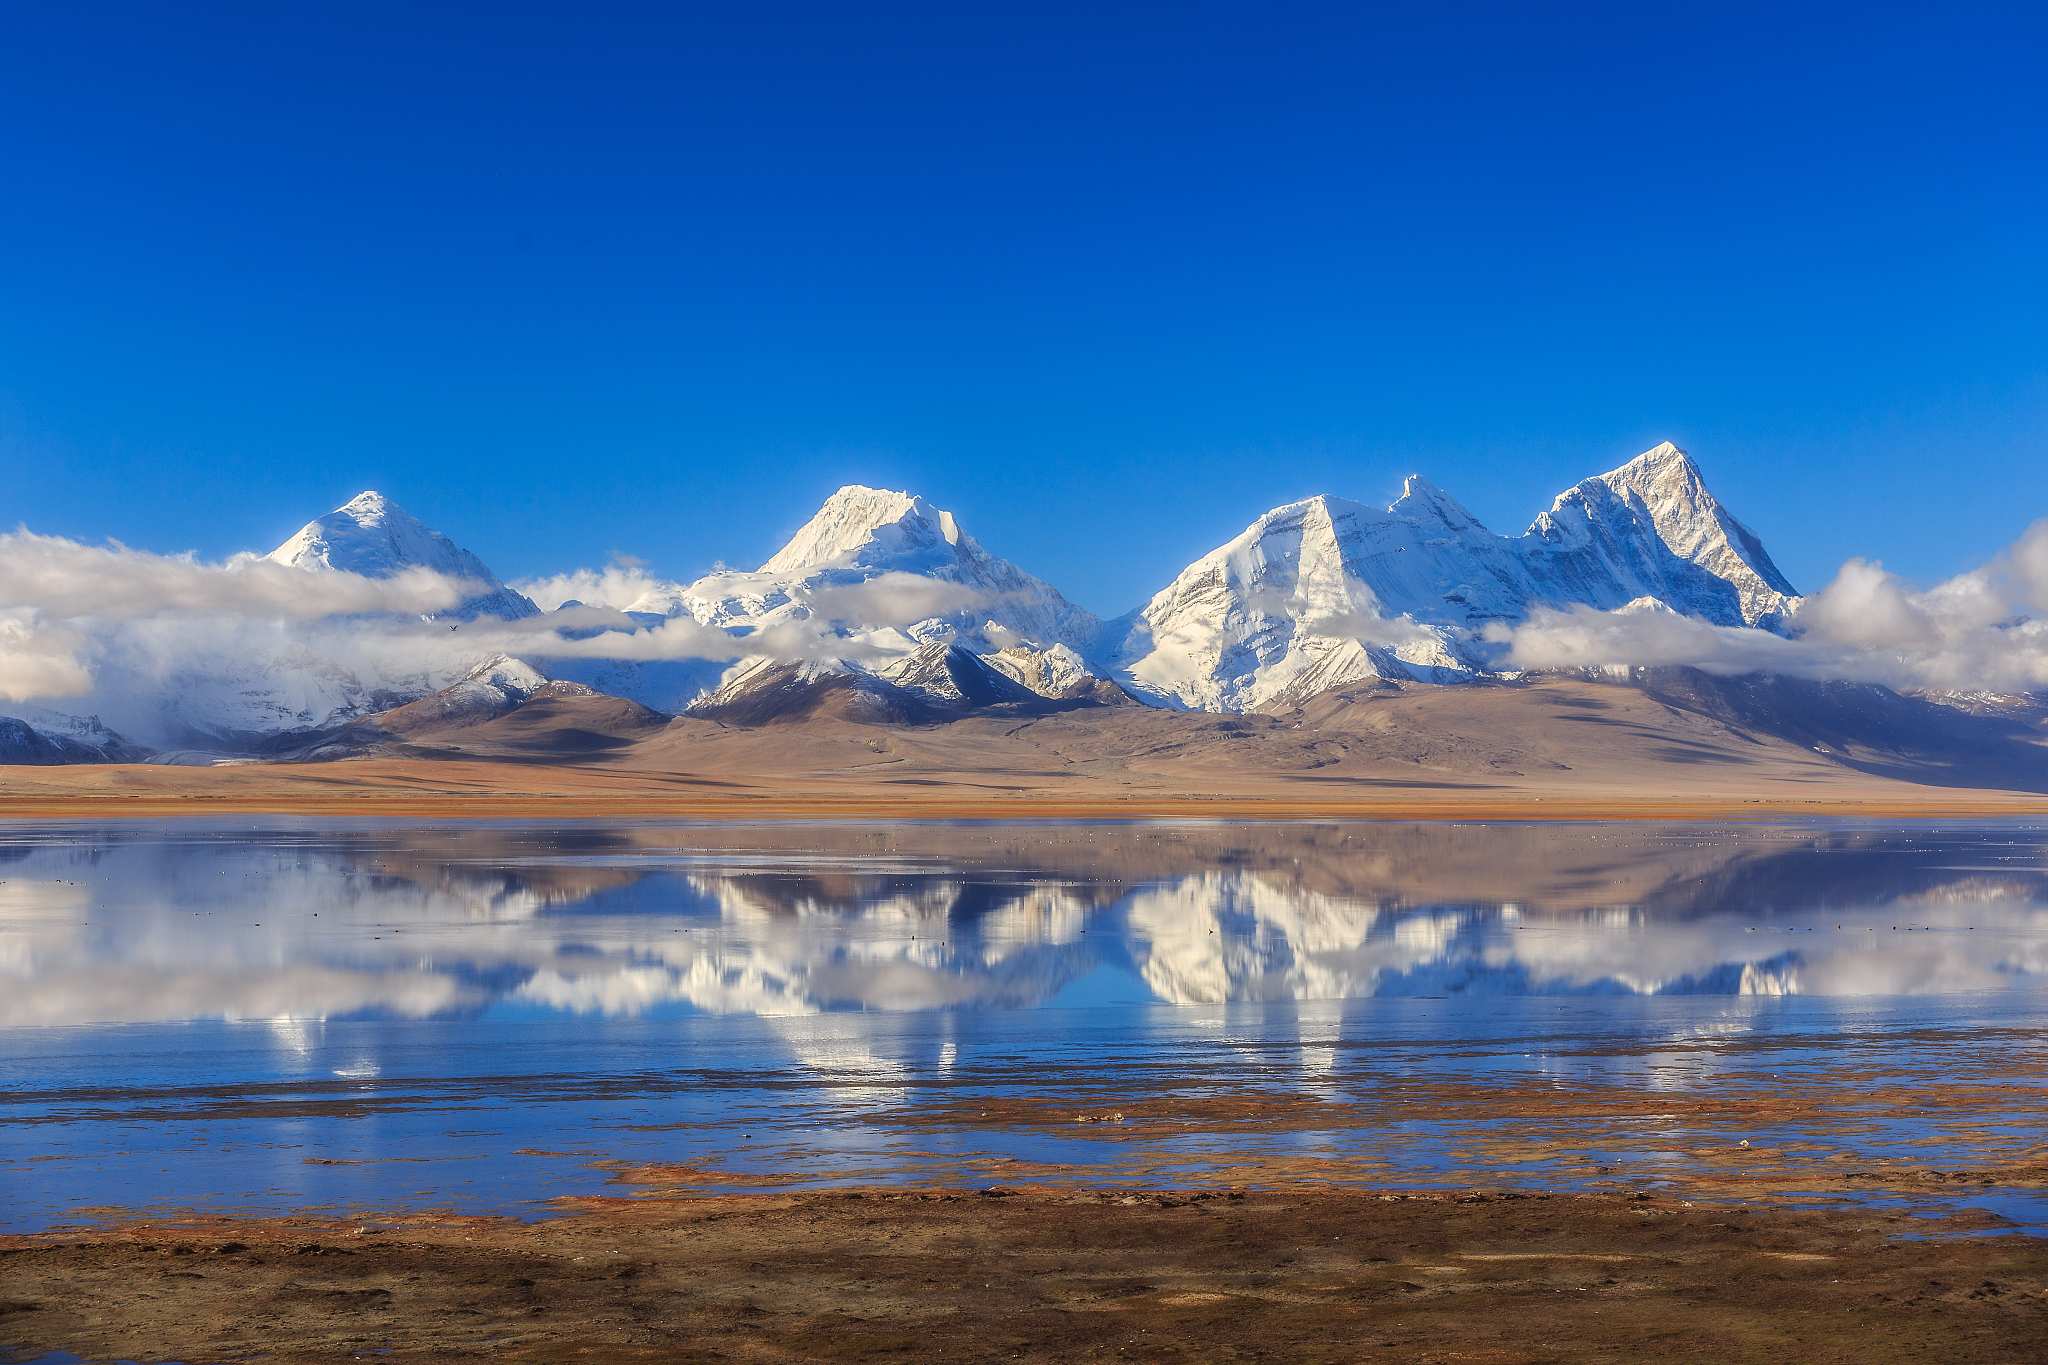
<box><xmin>4</xmin><ymin>673</ymin><xmax>2046</xmax><ymax>819</ymax></box>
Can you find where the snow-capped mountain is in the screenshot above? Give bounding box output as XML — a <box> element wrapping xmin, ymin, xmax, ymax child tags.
<box><xmin>268</xmin><ymin>491</ymin><xmax>540</xmax><ymax>622</ymax></box>
<box><xmin>138</xmin><ymin>495</ymin><xmax>546</xmax><ymax>742</ymax></box>
<box><xmin>545</xmin><ymin>485</ymin><xmax>1109</xmax><ymax>712</ymax></box>
<box><xmin>0</xmin><ymin>493</ymin><xmax>545</xmax><ymax>756</ymax></box>
<box><xmin>1109</xmin><ymin>443</ymin><xmax>1799</xmax><ymax>711</ymax></box>
<box><xmin>1527</xmin><ymin>444</ymin><xmax>1797</xmax><ymax>629</ymax></box>
<box><xmin>696</xmin><ymin>486</ymin><xmax>1098</xmax><ymax>646</ymax></box>
<box><xmin>0</xmin><ymin>446</ymin><xmax>1824</xmax><ymax>758</ymax></box>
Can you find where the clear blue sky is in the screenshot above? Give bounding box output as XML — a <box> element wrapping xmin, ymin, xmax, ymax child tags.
<box><xmin>2</xmin><ymin>2</ymin><xmax>2043</xmax><ymax>616</ymax></box>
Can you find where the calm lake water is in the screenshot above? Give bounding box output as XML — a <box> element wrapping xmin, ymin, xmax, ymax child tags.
<box><xmin>5</xmin><ymin>817</ymin><xmax>2048</xmax><ymax>1233</ymax></box>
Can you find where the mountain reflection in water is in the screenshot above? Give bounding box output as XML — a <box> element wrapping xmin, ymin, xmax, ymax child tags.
<box><xmin>5</xmin><ymin>819</ymin><xmax>2047</xmax><ymax>1027</ymax></box>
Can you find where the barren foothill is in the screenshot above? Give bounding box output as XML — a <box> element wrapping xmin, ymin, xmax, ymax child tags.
<box><xmin>3</xmin><ymin>675</ymin><xmax>2046</xmax><ymax>820</ymax></box>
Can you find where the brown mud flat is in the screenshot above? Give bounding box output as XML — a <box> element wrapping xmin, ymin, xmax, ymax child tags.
<box><xmin>5</xmin><ymin>1187</ymin><xmax>2046</xmax><ymax>1364</ymax></box>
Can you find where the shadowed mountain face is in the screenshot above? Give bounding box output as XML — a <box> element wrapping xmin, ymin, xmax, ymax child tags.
<box><xmin>245</xmin><ymin>662</ymin><xmax>2048</xmax><ymax>800</ymax></box>
<box><xmin>5</xmin><ymin>819</ymin><xmax>2045</xmax><ymax>1027</ymax></box>
<box><xmin>1627</xmin><ymin>669</ymin><xmax>2048</xmax><ymax>791</ymax></box>
<box><xmin>684</xmin><ymin>643</ymin><xmax>1132</xmax><ymax>727</ymax></box>
<box><xmin>263</xmin><ymin>655</ymin><xmax>672</xmax><ymax>762</ymax></box>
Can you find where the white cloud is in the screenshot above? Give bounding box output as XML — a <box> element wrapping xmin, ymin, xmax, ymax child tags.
<box><xmin>0</xmin><ymin>529</ymin><xmax>475</xmax><ymax>619</ymax></box>
<box><xmin>799</xmin><ymin>572</ymin><xmax>985</xmax><ymax>629</ymax></box>
<box><xmin>511</xmin><ymin>560</ymin><xmax>686</xmax><ymax>613</ymax></box>
<box><xmin>1296</xmin><ymin>576</ymin><xmax>1444</xmax><ymax>648</ymax></box>
<box><xmin>1487</xmin><ymin>519</ymin><xmax>2048</xmax><ymax>693</ymax></box>
<box><xmin>0</xmin><ymin>531</ymin><xmax>485</xmax><ymax>705</ymax></box>
<box><xmin>0</xmin><ymin>615</ymin><xmax>95</xmax><ymax>701</ymax></box>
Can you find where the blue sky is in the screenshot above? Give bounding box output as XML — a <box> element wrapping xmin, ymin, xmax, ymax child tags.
<box><xmin>2</xmin><ymin>2</ymin><xmax>2042</xmax><ymax>616</ymax></box>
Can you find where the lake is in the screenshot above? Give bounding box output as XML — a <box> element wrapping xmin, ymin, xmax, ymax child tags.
<box><xmin>6</xmin><ymin>817</ymin><xmax>2047</xmax><ymax>1234</ymax></box>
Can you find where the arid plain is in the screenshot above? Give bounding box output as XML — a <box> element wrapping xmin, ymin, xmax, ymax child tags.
<box><xmin>5</xmin><ymin>671</ymin><xmax>2048</xmax><ymax>819</ymax></box>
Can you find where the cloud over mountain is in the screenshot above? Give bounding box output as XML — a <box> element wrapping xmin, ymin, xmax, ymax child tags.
<box><xmin>1</xmin><ymin>451</ymin><xmax>2044</xmax><ymax>755</ymax></box>
<box><xmin>1491</xmin><ymin>519</ymin><xmax>2048</xmax><ymax>694</ymax></box>
<box><xmin>0</xmin><ymin>529</ymin><xmax>481</xmax><ymax>703</ymax></box>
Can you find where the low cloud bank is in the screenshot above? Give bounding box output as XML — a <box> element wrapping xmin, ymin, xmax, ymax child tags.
<box><xmin>1488</xmin><ymin>520</ymin><xmax>2048</xmax><ymax>693</ymax></box>
<box><xmin>8</xmin><ymin>517</ymin><xmax>2048</xmax><ymax>726</ymax></box>
<box><xmin>512</xmin><ymin>559</ymin><xmax>683</xmax><ymax>614</ymax></box>
<box><xmin>0</xmin><ymin>530</ymin><xmax>474</xmax><ymax>620</ymax></box>
<box><xmin>0</xmin><ymin>531</ymin><xmax>479</xmax><ymax>703</ymax></box>
<box><xmin>469</xmin><ymin>570</ymin><xmax>989</xmax><ymax>662</ymax></box>
<box><xmin>0</xmin><ymin>530</ymin><xmax>1006</xmax><ymax>716</ymax></box>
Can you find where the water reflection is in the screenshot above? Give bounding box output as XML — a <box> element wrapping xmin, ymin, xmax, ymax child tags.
<box><xmin>4</xmin><ymin>819</ymin><xmax>2046</xmax><ymax>1027</ymax></box>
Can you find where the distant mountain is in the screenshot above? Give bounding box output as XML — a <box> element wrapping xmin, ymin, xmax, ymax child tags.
<box><xmin>693</xmin><ymin>485</ymin><xmax>1099</xmax><ymax>645</ymax></box>
<box><xmin>0</xmin><ymin>492</ymin><xmax>545</xmax><ymax>756</ymax></box>
<box><xmin>1108</xmin><ymin>444</ymin><xmax>1799</xmax><ymax>711</ymax></box>
<box><xmin>546</xmin><ymin>485</ymin><xmax>1110</xmax><ymax>713</ymax></box>
<box><xmin>263</xmin><ymin>654</ymin><xmax>670</xmax><ymax>761</ymax></box>
<box><xmin>268</xmin><ymin>491</ymin><xmax>540</xmax><ymax>622</ymax></box>
<box><xmin>557</xmin><ymin>453</ymin><xmax>1799</xmax><ymax>718</ymax></box>
<box><xmin>0</xmin><ymin>449</ymin><xmax>1827</xmax><ymax>761</ymax></box>
<box><xmin>136</xmin><ymin>494</ymin><xmax>545</xmax><ymax>743</ymax></box>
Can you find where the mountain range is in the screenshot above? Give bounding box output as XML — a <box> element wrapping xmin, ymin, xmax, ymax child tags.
<box><xmin>0</xmin><ymin>443</ymin><xmax>1835</xmax><ymax>762</ymax></box>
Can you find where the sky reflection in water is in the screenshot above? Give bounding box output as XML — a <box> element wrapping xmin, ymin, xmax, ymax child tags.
<box><xmin>5</xmin><ymin>818</ymin><xmax>2047</xmax><ymax>1232</ymax></box>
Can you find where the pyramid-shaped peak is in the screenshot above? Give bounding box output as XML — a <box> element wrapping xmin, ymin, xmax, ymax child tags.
<box><xmin>267</xmin><ymin>491</ymin><xmax>539</xmax><ymax>619</ymax></box>
<box><xmin>760</xmin><ymin>485</ymin><xmax>966</xmax><ymax>575</ymax></box>
<box><xmin>1609</xmin><ymin>441</ymin><xmax>1700</xmax><ymax>482</ymax></box>
<box><xmin>1389</xmin><ymin>474</ymin><xmax>1488</xmax><ymax>534</ymax></box>
<box><xmin>1592</xmin><ymin>442</ymin><xmax>1718</xmax><ymax>513</ymax></box>
<box><xmin>333</xmin><ymin>490</ymin><xmax>403</xmax><ymax>524</ymax></box>
<box><xmin>270</xmin><ymin>491</ymin><xmax>458</xmax><ymax>573</ymax></box>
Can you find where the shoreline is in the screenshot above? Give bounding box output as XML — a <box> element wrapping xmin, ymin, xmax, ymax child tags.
<box><xmin>6</xmin><ymin>1184</ymin><xmax>2045</xmax><ymax>1362</ymax></box>
<box><xmin>2</xmin><ymin>769</ymin><xmax>2045</xmax><ymax>824</ymax></box>
<box><xmin>2</xmin><ymin>798</ymin><xmax>2043</xmax><ymax>820</ymax></box>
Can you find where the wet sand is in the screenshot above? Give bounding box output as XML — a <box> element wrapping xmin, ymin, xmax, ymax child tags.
<box><xmin>6</xmin><ymin>1186</ymin><xmax>2046</xmax><ymax>1363</ymax></box>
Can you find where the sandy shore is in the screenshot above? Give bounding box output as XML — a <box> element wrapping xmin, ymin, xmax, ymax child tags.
<box><xmin>2</xmin><ymin>755</ymin><xmax>2045</xmax><ymax>821</ymax></box>
<box><xmin>5</xmin><ymin>1186</ymin><xmax>2045</xmax><ymax>1363</ymax></box>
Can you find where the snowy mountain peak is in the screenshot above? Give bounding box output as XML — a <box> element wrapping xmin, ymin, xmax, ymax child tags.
<box><xmin>759</xmin><ymin>485</ymin><xmax>966</xmax><ymax>575</ymax></box>
<box><xmin>268</xmin><ymin>491</ymin><xmax>539</xmax><ymax>621</ymax></box>
<box><xmin>1532</xmin><ymin>443</ymin><xmax>1798</xmax><ymax>625</ymax></box>
<box><xmin>751</xmin><ymin>484</ymin><xmax>1099</xmax><ymax>645</ymax></box>
<box><xmin>1111</xmin><ymin>442</ymin><xmax>1804</xmax><ymax>711</ymax></box>
<box><xmin>547</xmin><ymin>483</ymin><xmax>1104</xmax><ymax>713</ymax></box>
<box><xmin>337</xmin><ymin>490</ymin><xmax>398</xmax><ymax>524</ymax></box>
<box><xmin>1621</xmin><ymin>439</ymin><xmax>1691</xmax><ymax>471</ymax></box>
<box><xmin>1390</xmin><ymin>474</ymin><xmax>1488</xmax><ymax>535</ymax></box>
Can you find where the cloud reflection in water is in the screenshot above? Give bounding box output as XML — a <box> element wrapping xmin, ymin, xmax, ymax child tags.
<box><xmin>3</xmin><ymin>820</ymin><xmax>2046</xmax><ymax>1027</ymax></box>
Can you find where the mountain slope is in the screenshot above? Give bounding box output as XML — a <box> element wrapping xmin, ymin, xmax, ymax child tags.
<box><xmin>268</xmin><ymin>655</ymin><xmax>670</xmax><ymax>762</ymax></box>
<box><xmin>544</xmin><ymin>485</ymin><xmax>1110</xmax><ymax>712</ymax></box>
<box><xmin>1109</xmin><ymin>443</ymin><xmax>1801</xmax><ymax>712</ymax></box>
<box><xmin>704</xmin><ymin>485</ymin><xmax>1100</xmax><ymax>646</ymax></box>
<box><xmin>4</xmin><ymin>494</ymin><xmax>546</xmax><ymax>754</ymax></box>
<box><xmin>1526</xmin><ymin>443</ymin><xmax>1798</xmax><ymax>628</ymax></box>
<box><xmin>268</xmin><ymin>491</ymin><xmax>540</xmax><ymax>621</ymax></box>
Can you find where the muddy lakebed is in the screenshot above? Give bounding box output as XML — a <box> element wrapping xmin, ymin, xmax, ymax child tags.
<box><xmin>4</xmin><ymin>816</ymin><xmax>2047</xmax><ymax>1233</ymax></box>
